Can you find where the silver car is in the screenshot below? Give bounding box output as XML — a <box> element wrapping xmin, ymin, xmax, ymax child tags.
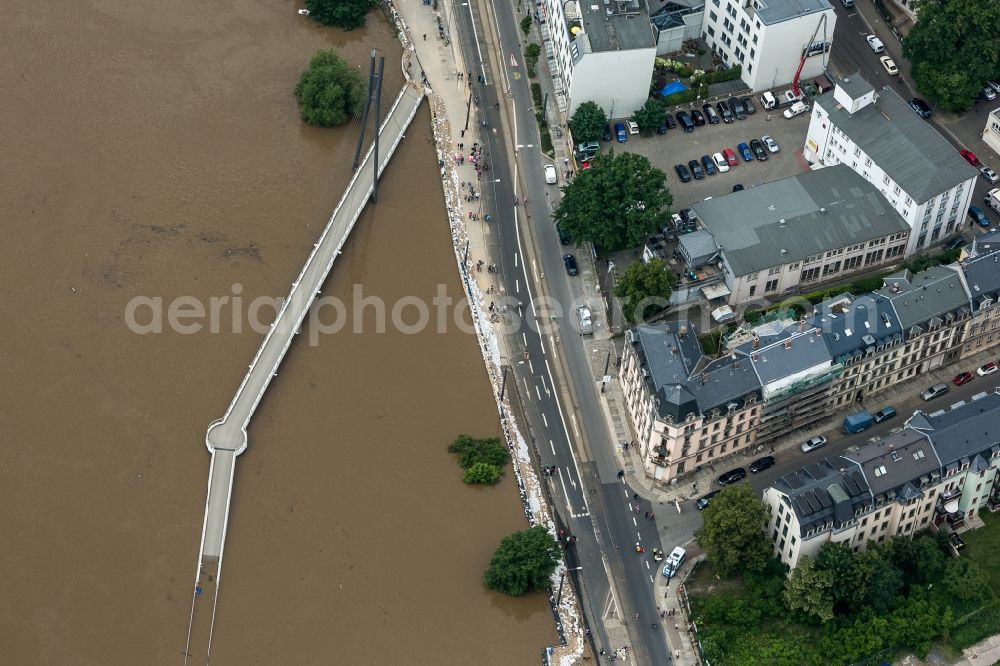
<box><xmin>800</xmin><ymin>435</ymin><xmax>828</xmax><ymax>453</ymax></box>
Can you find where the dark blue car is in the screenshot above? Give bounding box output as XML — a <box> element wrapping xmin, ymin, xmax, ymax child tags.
<box><xmin>737</xmin><ymin>142</ymin><xmax>753</xmax><ymax>162</ymax></box>
<box><xmin>969</xmin><ymin>206</ymin><xmax>990</xmax><ymax>227</ymax></box>
<box><xmin>615</xmin><ymin>122</ymin><xmax>627</xmax><ymax>143</ymax></box>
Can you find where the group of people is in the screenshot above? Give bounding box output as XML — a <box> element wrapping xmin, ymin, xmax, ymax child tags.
<box><xmin>461</xmin><ymin>179</ymin><xmax>479</xmax><ymax>203</ymax></box>
<box><xmin>541</xmin><ymin>465</ymin><xmax>559</xmax><ymax>476</ymax></box>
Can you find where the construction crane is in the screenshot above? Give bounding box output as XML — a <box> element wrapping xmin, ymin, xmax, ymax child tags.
<box><xmin>791</xmin><ymin>13</ymin><xmax>830</xmax><ymax>98</ymax></box>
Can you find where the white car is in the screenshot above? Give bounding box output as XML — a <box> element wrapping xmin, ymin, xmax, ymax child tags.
<box><xmin>761</xmin><ymin>135</ymin><xmax>779</xmax><ymax>153</ymax></box>
<box><xmin>866</xmin><ymin>35</ymin><xmax>884</xmax><ymax>53</ymax></box>
<box><xmin>626</xmin><ymin>119</ymin><xmax>639</xmax><ymax>134</ymax></box>
<box><xmin>544</xmin><ymin>164</ymin><xmax>557</xmax><ymax>185</ymax></box>
<box><xmin>977</xmin><ymin>362</ymin><xmax>998</xmax><ymax>376</ymax></box>
<box><xmin>800</xmin><ymin>435</ymin><xmax>828</xmax><ymax>453</ymax></box>
<box><xmin>880</xmin><ymin>56</ymin><xmax>899</xmax><ymax>75</ymax></box>
<box><xmin>983</xmin><ymin>86</ymin><xmax>998</xmax><ymax>102</ymax></box>
<box><xmin>991</xmin><ymin>80</ymin><xmax>1000</xmax><ymax>94</ymax></box>
<box><xmin>982</xmin><ymin>167</ymin><xmax>1000</xmax><ymax>184</ymax></box>
<box><xmin>712</xmin><ymin>152</ymin><xmax>730</xmax><ymax>173</ymax></box>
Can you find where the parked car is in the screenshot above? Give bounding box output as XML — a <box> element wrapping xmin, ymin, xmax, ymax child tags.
<box><xmin>740</xmin><ymin>96</ymin><xmax>756</xmax><ymax>114</ymax></box>
<box><xmin>656</xmin><ymin>117</ymin><xmax>669</xmax><ymax>134</ymax></box>
<box><xmin>718</xmin><ymin>467</ymin><xmax>747</xmax><ymax>485</ymax></box>
<box><xmin>614</xmin><ymin>122</ymin><xmax>627</xmax><ymax>143</ymax></box>
<box><xmin>761</xmin><ymin>135</ymin><xmax>779</xmax><ymax>153</ymax></box>
<box><xmin>563</xmin><ymin>254</ymin><xmax>578</xmax><ymax>276</ymax></box>
<box><xmin>749</xmin><ymin>139</ymin><xmax>768</xmax><ymax>161</ymax></box>
<box><xmin>920</xmin><ymin>382</ymin><xmax>950</xmax><ymax>400</ymax></box>
<box><xmin>991</xmin><ymin>80</ymin><xmax>1000</xmax><ymax>94</ymax></box>
<box><xmin>961</xmin><ymin>149</ymin><xmax>980</xmax><ymax>167</ymax></box>
<box><xmin>679</xmin><ymin>208</ymin><xmax>694</xmax><ymax>224</ymax></box>
<box><xmin>717</xmin><ymin>101</ymin><xmax>734</xmax><ymax>123</ymax></box>
<box><xmin>700</xmin><ymin>154</ymin><xmax>716</xmax><ymax>176</ymax></box>
<box><xmin>844</xmin><ymin>410</ymin><xmax>874</xmax><ymax>434</ymax></box>
<box><xmin>695</xmin><ymin>490</ymin><xmax>721</xmax><ymax>510</ymax></box>
<box><xmin>675</xmin><ymin>111</ymin><xmax>695</xmax><ymax>132</ymax></box>
<box><xmin>722</xmin><ymin>147</ymin><xmax>738</xmax><ymax>166</ymax></box>
<box><xmin>577</xmin><ymin>140</ymin><xmax>599</xmax><ymax>159</ymax></box>
<box><xmin>544</xmin><ymin>164</ymin><xmax>557</xmax><ymax>184</ymax></box>
<box><xmin>732</xmin><ymin>183</ymin><xmax>744</xmax><ymax>192</ymax></box>
<box><xmin>688</xmin><ymin>159</ymin><xmax>704</xmax><ymax>180</ymax></box>
<box><xmin>627</xmin><ymin>119</ymin><xmax>639</xmax><ymax>134</ymax></box>
<box><xmin>674</xmin><ymin>163</ymin><xmax>691</xmax><ymax>182</ymax></box>
<box><xmin>977</xmin><ymin>362</ymin><xmax>998</xmax><ymax>376</ymax></box>
<box><xmin>873</xmin><ymin>406</ymin><xmax>897</xmax><ymax>423</ymax></box>
<box><xmin>800</xmin><ymin>435</ymin><xmax>828</xmax><ymax>453</ymax></box>
<box><xmin>969</xmin><ymin>206</ymin><xmax>990</xmax><ymax>227</ymax></box>
<box><xmin>664</xmin><ymin>114</ymin><xmax>677</xmax><ymax>130</ymax></box>
<box><xmin>737</xmin><ymin>142</ymin><xmax>753</xmax><ymax>162</ymax></box>
<box><xmin>601</xmin><ymin>124</ymin><xmax>613</xmax><ymax>141</ymax></box>
<box><xmin>661</xmin><ymin>546</ymin><xmax>686</xmax><ymax>578</ymax></box>
<box><xmin>983</xmin><ymin>86</ymin><xmax>998</xmax><ymax>102</ymax></box>
<box><xmin>866</xmin><ymin>35</ymin><xmax>885</xmax><ymax>52</ymax></box>
<box><xmin>576</xmin><ymin>305</ymin><xmax>593</xmax><ymax>335</ymax></box>
<box><xmin>556</xmin><ymin>223</ymin><xmax>572</xmax><ymax>245</ymax></box>
<box><xmin>945</xmin><ymin>235</ymin><xmax>966</xmax><ymax>250</ymax></box>
<box><xmin>702</xmin><ymin>103</ymin><xmax>720</xmax><ymax>124</ymax></box>
<box><xmin>730</xmin><ymin>97</ymin><xmax>747</xmax><ymax>120</ymax></box>
<box><xmin>908</xmin><ymin>97</ymin><xmax>932</xmax><ymax>118</ymax></box>
<box><xmin>980</xmin><ymin>166</ymin><xmax>999</xmax><ymax>184</ymax></box>
<box><xmin>953</xmin><ymin>371</ymin><xmax>974</xmax><ymax>386</ymax></box>
<box><xmin>783</xmin><ymin>101</ymin><xmax>810</xmax><ymax>119</ymax></box>
<box><xmin>690</xmin><ymin>109</ymin><xmax>706</xmax><ymax>126</ymax></box>
<box><xmin>712</xmin><ymin>152</ymin><xmax>730</xmax><ymax>173</ymax></box>
<box><xmin>749</xmin><ymin>456</ymin><xmax>775</xmax><ymax>474</ymax></box>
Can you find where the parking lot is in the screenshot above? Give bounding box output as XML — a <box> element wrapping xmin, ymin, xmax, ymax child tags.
<box><xmin>607</xmin><ymin>97</ymin><xmax>813</xmax><ymax>209</ymax></box>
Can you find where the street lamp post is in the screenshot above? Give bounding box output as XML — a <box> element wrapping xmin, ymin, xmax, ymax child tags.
<box><xmin>556</xmin><ymin>566</ymin><xmax>583</xmax><ymax>606</ymax></box>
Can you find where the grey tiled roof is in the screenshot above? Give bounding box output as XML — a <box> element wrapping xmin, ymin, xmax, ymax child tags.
<box><xmin>971</xmin><ymin>229</ymin><xmax>1000</xmax><ymax>257</ymax></box>
<box><xmin>679</xmin><ymin>229</ymin><xmax>720</xmax><ymax>268</ymax></box>
<box><xmin>962</xmin><ymin>252</ymin><xmax>1000</xmax><ymax>306</ymax></box>
<box><xmin>906</xmin><ymin>391</ymin><xmax>1000</xmax><ymax>470</ymax></box>
<box><xmin>734</xmin><ymin>326</ymin><xmax>832</xmax><ymax>386</ymax></box>
<box><xmin>692</xmin><ymin>165</ymin><xmax>909</xmax><ymax>277</ymax></box>
<box><xmin>879</xmin><ymin>265</ymin><xmax>970</xmax><ymax>331</ymax></box>
<box><xmin>816</xmin><ymin>80</ymin><xmax>978</xmax><ymax>204</ymax></box>
<box><xmin>810</xmin><ymin>293</ymin><xmax>902</xmax><ymax>362</ymax></box>
<box><xmin>842</xmin><ymin>429</ymin><xmax>939</xmax><ymax>498</ymax></box>
<box><xmin>754</xmin><ymin>0</ymin><xmax>832</xmax><ymax>24</ymax></box>
<box><xmin>687</xmin><ymin>353</ymin><xmax>762</xmax><ymax>413</ymax></box>
<box><xmin>772</xmin><ymin>456</ymin><xmax>871</xmax><ymax>533</ymax></box>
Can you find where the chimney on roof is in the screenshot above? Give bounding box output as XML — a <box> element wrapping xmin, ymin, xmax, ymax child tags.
<box><xmin>679</xmin><ymin>325</ymin><xmax>688</xmax><ymax>337</ymax></box>
<box><xmin>814</xmin><ymin>328</ymin><xmax>822</xmax><ymax>336</ymax></box>
<box><xmin>752</xmin><ymin>335</ymin><xmax>760</xmax><ymax>350</ymax></box>
<box><xmin>784</xmin><ymin>339</ymin><xmax>792</xmax><ymax>350</ymax></box>
<box><xmin>779</xmin><ymin>219</ymin><xmax>786</xmax><ymax>228</ymax></box>
<box><xmin>820</xmin><ymin>207</ymin><xmax>826</xmax><ymax>214</ymax></box>
<box><xmin>799</xmin><ymin>319</ymin><xmax>807</xmax><ymax>332</ymax></box>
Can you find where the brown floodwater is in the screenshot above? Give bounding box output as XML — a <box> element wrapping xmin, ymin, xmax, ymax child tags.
<box><xmin>0</xmin><ymin>0</ymin><xmax>555</xmax><ymax>663</ymax></box>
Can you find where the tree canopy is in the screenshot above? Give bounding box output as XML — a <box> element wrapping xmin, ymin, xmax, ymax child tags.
<box><xmin>294</xmin><ymin>49</ymin><xmax>366</xmax><ymax>127</ymax></box>
<box><xmin>615</xmin><ymin>257</ymin><xmax>677</xmax><ymax>323</ymax></box>
<box><xmin>632</xmin><ymin>98</ymin><xmax>664</xmax><ymax>133</ymax></box>
<box><xmin>553</xmin><ymin>150</ymin><xmax>671</xmax><ymax>252</ymax></box>
<box><xmin>484</xmin><ymin>526</ymin><xmax>561</xmax><ymax>596</ymax></box>
<box><xmin>694</xmin><ymin>483</ymin><xmax>773</xmax><ymax>577</ymax></box>
<box><xmin>447</xmin><ymin>434</ymin><xmax>509</xmax><ymax>485</ymax></box>
<box><xmin>569</xmin><ymin>101</ymin><xmax>607</xmax><ymax>142</ymax></box>
<box><xmin>305</xmin><ymin>0</ymin><xmax>374</xmax><ymax>31</ymax></box>
<box><xmin>902</xmin><ymin>0</ymin><xmax>1000</xmax><ymax>111</ymax></box>
<box><xmin>784</xmin><ymin>555</ymin><xmax>834</xmax><ymax>622</ymax></box>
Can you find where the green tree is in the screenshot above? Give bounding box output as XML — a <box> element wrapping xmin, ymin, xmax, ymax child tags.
<box><xmin>902</xmin><ymin>0</ymin><xmax>1000</xmax><ymax>111</ymax></box>
<box><xmin>632</xmin><ymin>98</ymin><xmax>664</xmax><ymax>133</ymax></box>
<box><xmin>942</xmin><ymin>558</ymin><xmax>990</xmax><ymax>603</ymax></box>
<box><xmin>783</xmin><ymin>555</ymin><xmax>834</xmax><ymax>622</ymax></box>
<box><xmin>615</xmin><ymin>258</ymin><xmax>677</xmax><ymax>323</ymax></box>
<box><xmin>463</xmin><ymin>462</ymin><xmax>502</xmax><ymax>485</ymax></box>
<box><xmin>520</xmin><ymin>15</ymin><xmax>532</xmax><ymax>37</ymax></box>
<box><xmin>861</xmin><ymin>550</ymin><xmax>904</xmax><ymax>612</ymax></box>
<box><xmin>553</xmin><ymin>151</ymin><xmax>671</xmax><ymax>252</ymax></box>
<box><xmin>694</xmin><ymin>484</ymin><xmax>773</xmax><ymax>577</ymax></box>
<box><xmin>568</xmin><ymin>101</ymin><xmax>607</xmax><ymax>142</ymax></box>
<box><xmin>447</xmin><ymin>434</ymin><xmax>509</xmax><ymax>470</ymax></box>
<box><xmin>484</xmin><ymin>526</ymin><xmax>561</xmax><ymax>596</ymax></box>
<box><xmin>305</xmin><ymin>0</ymin><xmax>374</xmax><ymax>31</ymax></box>
<box><xmin>294</xmin><ymin>49</ymin><xmax>367</xmax><ymax>127</ymax></box>
<box><xmin>524</xmin><ymin>42</ymin><xmax>541</xmax><ymax>78</ymax></box>
<box><xmin>815</xmin><ymin>542</ymin><xmax>867</xmax><ymax>613</ymax></box>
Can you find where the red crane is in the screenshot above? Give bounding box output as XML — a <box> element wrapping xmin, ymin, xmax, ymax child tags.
<box><xmin>791</xmin><ymin>13</ymin><xmax>830</xmax><ymax>98</ymax></box>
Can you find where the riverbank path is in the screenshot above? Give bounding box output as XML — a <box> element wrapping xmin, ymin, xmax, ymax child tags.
<box><xmin>183</xmin><ymin>81</ymin><xmax>425</xmax><ymax>664</ymax></box>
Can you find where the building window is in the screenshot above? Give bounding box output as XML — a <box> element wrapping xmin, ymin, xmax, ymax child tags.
<box><xmin>768</xmin><ymin>266</ymin><xmax>781</xmax><ymax>276</ymax></box>
<box><xmin>765</xmin><ymin>279</ymin><xmax>778</xmax><ymax>292</ymax></box>
<box><xmin>883</xmin><ymin>175</ymin><xmax>890</xmax><ymax>185</ymax></box>
<box><xmin>748</xmin><ymin>285</ymin><xmax>756</xmax><ymax>297</ymax></box>
<box><xmin>801</xmin><ymin>267</ymin><xmax>821</xmax><ymax>282</ymax></box>
<box><xmin>823</xmin><ymin>261</ymin><xmax>841</xmax><ymax>276</ymax></box>
<box><xmin>709</xmin><ymin>10</ymin><xmax>718</xmax><ymax>21</ymax></box>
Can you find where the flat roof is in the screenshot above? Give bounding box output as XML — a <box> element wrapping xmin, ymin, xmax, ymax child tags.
<box><xmin>577</xmin><ymin>0</ymin><xmax>656</xmax><ymax>53</ymax></box>
<box><xmin>692</xmin><ymin>164</ymin><xmax>909</xmax><ymax>277</ymax></box>
<box><xmin>817</xmin><ymin>79</ymin><xmax>978</xmax><ymax>204</ymax></box>
<box><xmin>752</xmin><ymin>0</ymin><xmax>832</xmax><ymax>25</ymax></box>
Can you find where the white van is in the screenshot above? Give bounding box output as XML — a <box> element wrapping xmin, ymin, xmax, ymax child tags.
<box><xmin>783</xmin><ymin>101</ymin><xmax>810</xmax><ymax>119</ymax></box>
<box><xmin>661</xmin><ymin>546</ymin><xmax>686</xmax><ymax>578</ymax></box>
<box><xmin>759</xmin><ymin>91</ymin><xmax>777</xmax><ymax>110</ymax></box>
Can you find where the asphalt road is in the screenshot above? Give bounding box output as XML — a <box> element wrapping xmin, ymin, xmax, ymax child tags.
<box><xmin>452</xmin><ymin>1</ymin><xmax>671</xmax><ymax>662</ymax></box>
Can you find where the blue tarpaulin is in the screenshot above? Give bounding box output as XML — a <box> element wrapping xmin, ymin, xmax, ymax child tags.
<box><xmin>659</xmin><ymin>81</ymin><xmax>688</xmax><ymax>97</ymax></box>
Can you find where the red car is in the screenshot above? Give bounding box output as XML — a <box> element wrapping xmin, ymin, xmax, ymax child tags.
<box><xmin>960</xmin><ymin>149</ymin><xmax>980</xmax><ymax>167</ymax></box>
<box><xmin>722</xmin><ymin>147</ymin><xmax>738</xmax><ymax>167</ymax></box>
<box><xmin>953</xmin><ymin>371</ymin><xmax>974</xmax><ymax>386</ymax></box>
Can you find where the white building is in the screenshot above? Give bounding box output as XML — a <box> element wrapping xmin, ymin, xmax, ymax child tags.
<box><xmin>983</xmin><ymin>107</ymin><xmax>1000</xmax><ymax>158</ymax></box>
<box><xmin>701</xmin><ymin>0</ymin><xmax>836</xmax><ymax>92</ymax></box>
<box><xmin>689</xmin><ymin>165</ymin><xmax>910</xmax><ymax>305</ymax></box>
<box><xmin>804</xmin><ymin>75</ymin><xmax>979</xmax><ymax>256</ymax></box>
<box><xmin>539</xmin><ymin>0</ymin><xmax>657</xmax><ymax>116</ymax></box>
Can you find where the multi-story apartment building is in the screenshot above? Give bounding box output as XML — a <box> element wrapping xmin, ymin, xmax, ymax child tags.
<box><xmin>690</xmin><ymin>165</ymin><xmax>910</xmax><ymax>306</ymax></box>
<box><xmin>764</xmin><ymin>392</ymin><xmax>1000</xmax><ymax>568</ymax></box>
<box><xmin>983</xmin><ymin>107</ymin><xmax>1000</xmax><ymax>158</ymax></box>
<box><xmin>700</xmin><ymin>0</ymin><xmax>836</xmax><ymax>91</ymax></box>
<box><xmin>959</xmin><ymin>245</ymin><xmax>1000</xmax><ymax>360</ymax></box>
<box><xmin>620</xmin><ymin>323</ymin><xmax>763</xmax><ymax>482</ymax></box>
<box><xmin>804</xmin><ymin>75</ymin><xmax>978</xmax><ymax>256</ymax></box>
<box><xmin>538</xmin><ymin>0</ymin><xmax>657</xmax><ymax>115</ymax></box>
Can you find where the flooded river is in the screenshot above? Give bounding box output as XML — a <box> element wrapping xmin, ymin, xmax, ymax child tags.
<box><xmin>0</xmin><ymin>0</ymin><xmax>554</xmax><ymax>662</ymax></box>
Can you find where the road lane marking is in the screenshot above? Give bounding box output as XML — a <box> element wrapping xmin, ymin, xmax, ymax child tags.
<box><xmin>571</xmin><ymin>413</ymin><xmax>581</xmax><ymax>438</ymax></box>
<box><xmin>514</xmin><ymin>252</ymin><xmax>519</xmax><ymax>267</ymax></box>
<box><xmin>550</xmin><ymin>439</ymin><xmax>556</xmax><ymax>455</ymax></box>
<box><xmin>632</xmin><ymin>516</ymin><xmax>637</xmax><ymax>526</ymax></box>
<box><xmin>515</xmin><ymin>278</ymin><xmax>520</xmax><ymax>293</ymax></box>
<box><xmin>535</xmin><ymin>384</ymin><xmax>541</xmax><ymax>400</ymax></box>
<box><xmin>557</xmin><ymin>468</ymin><xmax>574</xmax><ymax>517</ymax></box>
<box><xmin>645</xmin><ymin>560</ymin><xmax>650</xmax><ymax>570</ymax></box>
<box><xmin>528</xmin><ymin>358</ymin><xmax>534</xmax><ymax>373</ymax></box>
<box><xmin>542</xmin><ymin>412</ymin><xmax>548</xmax><ymax>427</ymax></box>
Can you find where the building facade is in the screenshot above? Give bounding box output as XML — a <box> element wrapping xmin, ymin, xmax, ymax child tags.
<box><xmin>689</xmin><ymin>165</ymin><xmax>910</xmax><ymax>306</ymax></box>
<box><xmin>804</xmin><ymin>76</ymin><xmax>978</xmax><ymax>256</ymax></box>
<box><xmin>959</xmin><ymin>247</ymin><xmax>1000</xmax><ymax>360</ymax></box>
<box><xmin>764</xmin><ymin>392</ymin><xmax>1000</xmax><ymax>568</ymax></box>
<box><xmin>983</xmin><ymin>107</ymin><xmax>1000</xmax><ymax>159</ymax></box>
<box><xmin>539</xmin><ymin>0</ymin><xmax>657</xmax><ymax>115</ymax></box>
<box><xmin>701</xmin><ymin>0</ymin><xmax>835</xmax><ymax>91</ymax></box>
